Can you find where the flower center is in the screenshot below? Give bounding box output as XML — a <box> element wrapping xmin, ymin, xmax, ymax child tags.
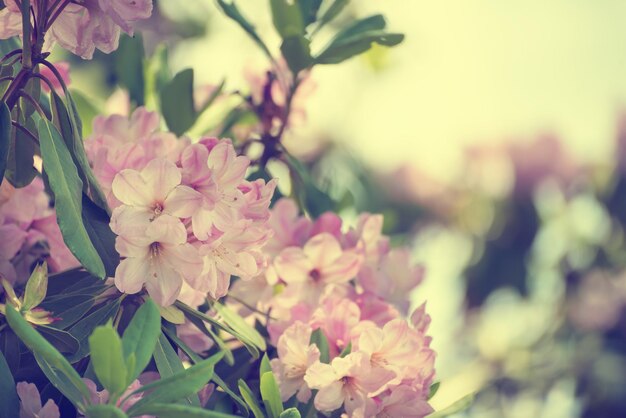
<box><xmin>309</xmin><ymin>268</ymin><xmax>321</xmax><ymax>282</ymax></box>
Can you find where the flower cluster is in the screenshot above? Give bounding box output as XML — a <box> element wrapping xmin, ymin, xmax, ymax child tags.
<box><xmin>0</xmin><ymin>179</ymin><xmax>78</xmax><ymax>284</ymax></box>
<box><xmin>85</xmin><ymin>107</ymin><xmax>276</xmax><ymax>306</ymax></box>
<box><xmin>0</xmin><ymin>0</ymin><xmax>152</xmax><ymax>59</ymax></box>
<box><xmin>228</xmin><ymin>199</ymin><xmax>436</xmax><ymax>417</ymax></box>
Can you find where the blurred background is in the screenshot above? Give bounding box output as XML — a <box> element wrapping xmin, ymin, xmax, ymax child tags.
<box><xmin>56</xmin><ymin>1</ymin><xmax>626</xmax><ymax>416</ymax></box>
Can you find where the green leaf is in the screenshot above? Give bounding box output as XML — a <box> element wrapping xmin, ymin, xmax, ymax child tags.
<box><xmin>260</xmin><ymin>371</ymin><xmax>283</xmax><ymax>418</ymax></box>
<box><xmin>280</xmin><ymin>36</ymin><xmax>313</xmax><ymax>74</ymax></box>
<box><xmin>238</xmin><ymin>379</ymin><xmax>264</xmax><ymax>418</ymax></box>
<box><xmin>338</xmin><ymin>341</ymin><xmax>351</xmax><ymax>358</ymax></box>
<box><xmin>126</xmin><ymin>353</ymin><xmax>223</xmax><ymax>416</ymax></box>
<box><xmin>260</xmin><ymin>353</ymin><xmax>272</xmax><ymax>376</ymax></box>
<box><xmin>114</xmin><ymin>34</ymin><xmax>145</xmax><ymax>106</ymax></box>
<box><xmin>0</xmin><ymin>351</ymin><xmax>19</xmax><ymax>418</ymax></box>
<box><xmin>22</xmin><ymin>262</ymin><xmax>48</xmax><ymax>310</ymax></box>
<box><xmin>212</xmin><ymin>374</ymin><xmax>250</xmax><ymax>417</ymax></box>
<box><xmin>270</xmin><ymin>0</ymin><xmax>305</xmax><ymax>38</ymax></box>
<box><xmin>284</xmin><ymin>152</ymin><xmax>334</xmax><ymax>218</ymax></box>
<box><xmin>5</xmin><ymin>113</ymin><xmax>37</xmax><ymax>187</ymax></box>
<box><xmin>213</xmin><ymin>301</ymin><xmax>266</xmax><ymax>352</ymax></box>
<box><xmin>160</xmin><ymin>69</ymin><xmax>197</xmax><ymax>136</ymax></box>
<box><xmin>180</xmin><ymin>310</ymin><xmax>235</xmax><ymax>365</ymax></box>
<box><xmin>89</xmin><ymin>324</ymin><xmax>127</xmax><ymax>396</ymax></box>
<box><xmin>216</xmin><ymin>0</ymin><xmax>273</xmax><ymax>60</ymax></box>
<box><xmin>309</xmin><ymin>329</ymin><xmax>330</xmax><ymax>364</ymax></box>
<box><xmin>315</xmin><ymin>15</ymin><xmax>404</xmax><ymax>65</ymax></box>
<box><xmin>50</xmin><ymin>89</ymin><xmax>110</xmax><ymax>213</ymax></box>
<box><xmin>68</xmin><ymin>297</ymin><xmax>122</xmax><ymax>362</ymax></box>
<box><xmin>429</xmin><ymin>393</ymin><xmax>475</xmax><ymax>418</ymax></box>
<box><xmin>428</xmin><ymin>381</ymin><xmax>441</xmax><ymax>400</ymax></box>
<box><xmin>122</xmin><ymin>299</ymin><xmax>161</xmax><ymax>384</ymax></box>
<box><xmin>0</xmin><ymin>101</ymin><xmax>10</xmax><ymax>180</ymax></box>
<box><xmin>129</xmin><ymin>403</ymin><xmax>240</xmax><ymax>418</ymax></box>
<box><xmin>80</xmin><ymin>194</ymin><xmax>120</xmax><ymax>278</ymax></box>
<box><xmin>68</xmin><ymin>89</ymin><xmax>101</xmax><ymax>137</ymax></box>
<box><xmin>298</xmin><ymin>0</ymin><xmax>322</xmax><ymax>27</ymax></box>
<box><xmin>5</xmin><ymin>305</ymin><xmax>90</xmax><ymax>408</ymax></box>
<box><xmin>313</xmin><ymin>0</ymin><xmax>349</xmax><ymax>34</ymax></box>
<box><xmin>85</xmin><ymin>404</ymin><xmax>129</xmax><ymax>418</ymax></box>
<box><xmin>279</xmin><ymin>408</ymin><xmax>301</xmax><ymax>418</ymax></box>
<box><xmin>153</xmin><ymin>332</ymin><xmax>199</xmax><ymax>406</ymax></box>
<box><xmin>37</xmin><ymin>118</ymin><xmax>106</xmax><ymax>278</ymax></box>
<box><xmin>38</xmin><ymin>325</ymin><xmax>79</xmax><ymax>354</ymax></box>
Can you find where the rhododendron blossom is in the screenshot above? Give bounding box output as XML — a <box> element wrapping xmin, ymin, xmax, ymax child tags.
<box><xmin>16</xmin><ymin>381</ymin><xmax>60</xmax><ymax>418</ymax></box>
<box><xmin>0</xmin><ymin>0</ymin><xmax>153</xmax><ymax>59</ymax></box>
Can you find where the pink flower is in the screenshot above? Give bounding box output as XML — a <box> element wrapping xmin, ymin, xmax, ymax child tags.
<box><xmin>177</xmin><ymin>319</ymin><xmax>214</xmax><ymax>354</ymax></box>
<box><xmin>263</xmin><ymin>198</ymin><xmax>312</xmax><ymax>257</ymax></box>
<box><xmin>111</xmin><ymin>215</ymin><xmax>202</xmax><ymax>306</ymax></box>
<box><xmin>0</xmin><ymin>219</ymin><xmax>27</xmax><ymax>283</ymax></box>
<box><xmin>374</xmin><ymin>386</ymin><xmax>433</xmax><ymax>418</ymax></box>
<box><xmin>111</xmin><ymin>158</ymin><xmax>201</xmax><ymax>227</ymax></box>
<box><xmin>357</xmin><ymin>248</ymin><xmax>424</xmax><ymax>314</ymax></box>
<box><xmin>16</xmin><ymin>382</ymin><xmax>60</xmax><ymax>418</ymax></box>
<box><xmin>304</xmin><ymin>352</ymin><xmax>394</xmax><ymax>415</ymax></box>
<box><xmin>270</xmin><ymin>321</ymin><xmax>320</xmax><ymax>402</ymax></box>
<box><xmin>274</xmin><ymin>233</ymin><xmax>362</xmax><ymax>288</ymax></box>
<box><xmin>83</xmin><ymin>378</ymin><xmax>153</xmax><ymax>417</ymax></box>
<box><xmin>310</xmin><ymin>297</ymin><xmax>362</xmax><ymax>357</ymax></box>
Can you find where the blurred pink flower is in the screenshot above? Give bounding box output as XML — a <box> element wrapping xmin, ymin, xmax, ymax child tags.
<box><xmin>16</xmin><ymin>382</ymin><xmax>60</xmax><ymax>418</ymax></box>
<box><xmin>40</xmin><ymin>61</ymin><xmax>71</xmax><ymax>96</ymax></box>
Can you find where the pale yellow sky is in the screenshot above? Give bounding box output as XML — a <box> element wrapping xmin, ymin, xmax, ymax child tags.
<box><xmin>173</xmin><ymin>0</ymin><xmax>626</xmax><ymax>181</ymax></box>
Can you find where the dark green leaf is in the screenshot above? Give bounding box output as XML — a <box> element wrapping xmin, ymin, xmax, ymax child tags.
<box><xmin>160</xmin><ymin>69</ymin><xmax>196</xmax><ymax>136</ymax></box>
<box><xmin>184</xmin><ymin>314</ymin><xmax>235</xmax><ymax>366</ymax></box>
<box><xmin>279</xmin><ymin>408</ymin><xmax>301</xmax><ymax>418</ymax></box>
<box><xmin>129</xmin><ymin>403</ymin><xmax>239</xmax><ymax>418</ymax></box>
<box><xmin>429</xmin><ymin>381</ymin><xmax>441</xmax><ymax>400</ymax></box>
<box><xmin>284</xmin><ymin>153</ymin><xmax>334</xmax><ymax>218</ymax></box>
<box><xmin>153</xmin><ymin>332</ymin><xmax>199</xmax><ymax>406</ymax></box>
<box><xmin>89</xmin><ymin>324</ymin><xmax>127</xmax><ymax>395</ymax></box>
<box><xmin>238</xmin><ymin>379</ymin><xmax>264</xmax><ymax>418</ymax></box>
<box><xmin>122</xmin><ymin>299</ymin><xmax>161</xmax><ymax>384</ymax></box>
<box><xmin>37</xmin><ymin>118</ymin><xmax>106</xmax><ymax>278</ymax></box>
<box><xmin>0</xmin><ymin>351</ymin><xmax>19</xmax><ymax>418</ymax></box>
<box><xmin>315</xmin><ymin>15</ymin><xmax>404</xmax><ymax>65</ymax></box>
<box><xmin>281</xmin><ymin>36</ymin><xmax>313</xmax><ymax>74</ymax></box>
<box><xmin>260</xmin><ymin>371</ymin><xmax>283</xmax><ymax>418</ymax></box>
<box><xmin>5</xmin><ymin>305</ymin><xmax>90</xmax><ymax>407</ymax></box>
<box><xmin>85</xmin><ymin>404</ymin><xmax>129</xmax><ymax>418</ymax></box>
<box><xmin>214</xmin><ymin>302</ymin><xmax>266</xmax><ymax>352</ymax></box>
<box><xmin>81</xmin><ymin>194</ymin><xmax>120</xmax><ymax>277</ymax></box>
<box><xmin>114</xmin><ymin>34</ymin><xmax>145</xmax><ymax>106</ymax></box>
<box><xmin>46</xmin><ymin>297</ymin><xmax>95</xmax><ymax>330</ymax></box>
<box><xmin>5</xmin><ymin>114</ymin><xmax>37</xmax><ymax>187</ymax></box>
<box><xmin>0</xmin><ymin>101</ymin><xmax>10</xmax><ymax>180</ymax></box>
<box><xmin>126</xmin><ymin>353</ymin><xmax>223</xmax><ymax>415</ymax></box>
<box><xmin>309</xmin><ymin>329</ymin><xmax>330</xmax><ymax>364</ymax></box>
<box><xmin>38</xmin><ymin>325</ymin><xmax>79</xmax><ymax>355</ymax></box>
<box><xmin>68</xmin><ymin>297</ymin><xmax>122</xmax><ymax>362</ymax></box>
<box><xmin>313</xmin><ymin>0</ymin><xmax>349</xmax><ymax>34</ymax></box>
<box><xmin>270</xmin><ymin>0</ymin><xmax>305</xmax><ymax>38</ymax></box>
<box><xmin>339</xmin><ymin>341</ymin><xmax>351</xmax><ymax>358</ymax></box>
<box><xmin>50</xmin><ymin>90</ymin><xmax>110</xmax><ymax>212</ymax></box>
<box><xmin>216</xmin><ymin>0</ymin><xmax>273</xmax><ymax>59</ymax></box>
<box><xmin>299</xmin><ymin>0</ymin><xmax>322</xmax><ymax>27</ymax></box>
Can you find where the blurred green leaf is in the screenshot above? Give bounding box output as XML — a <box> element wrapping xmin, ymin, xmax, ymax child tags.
<box><xmin>0</xmin><ymin>351</ymin><xmax>19</xmax><ymax>418</ymax></box>
<box><xmin>279</xmin><ymin>408</ymin><xmax>301</xmax><ymax>418</ymax></box>
<box><xmin>22</xmin><ymin>263</ymin><xmax>48</xmax><ymax>310</ymax></box>
<box><xmin>0</xmin><ymin>101</ymin><xmax>9</xmax><ymax>180</ymax></box>
<box><xmin>429</xmin><ymin>381</ymin><xmax>441</xmax><ymax>399</ymax></box>
<box><xmin>339</xmin><ymin>341</ymin><xmax>351</xmax><ymax>358</ymax></box>
<box><xmin>89</xmin><ymin>324</ymin><xmax>127</xmax><ymax>396</ymax></box>
<box><xmin>5</xmin><ymin>113</ymin><xmax>37</xmax><ymax>187</ymax></box>
<box><xmin>217</xmin><ymin>0</ymin><xmax>273</xmax><ymax>59</ymax></box>
<box><xmin>126</xmin><ymin>353</ymin><xmax>223</xmax><ymax>416</ymax></box>
<box><xmin>5</xmin><ymin>305</ymin><xmax>89</xmax><ymax>408</ymax></box>
<box><xmin>161</xmin><ymin>69</ymin><xmax>196</xmax><ymax>136</ymax></box>
<box><xmin>69</xmin><ymin>89</ymin><xmax>101</xmax><ymax>138</ymax></box>
<box><xmin>284</xmin><ymin>153</ymin><xmax>335</xmax><ymax>218</ymax></box>
<box><xmin>38</xmin><ymin>118</ymin><xmax>105</xmax><ymax>278</ymax></box>
<box><xmin>122</xmin><ymin>299</ymin><xmax>161</xmax><ymax>384</ymax></box>
<box><xmin>238</xmin><ymin>379</ymin><xmax>264</xmax><ymax>418</ymax></box>
<box><xmin>270</xmin><ymin>0</ymin><xmax>305</xmax><ymax>38</ymax></box>
<box><xmin>429</xmin><ymin>393</ymin><xmax>475</xmax><ymax>418</ymax></box>
<box><xmin>309</xmin><ymin>329</ymin><xmax>330</xmax><ymax>364</ymax></box>
<box><xmin>130</xmin><ymin>404</ymin><xmax>239</xmax><ymax>418</ymax></box>
<box><xmin>313</xmin><ymin>0</ymin><xmax>349</xmax><ymax>34</ymax></box>
<box><xmin>114</xmin><ymin>35</ymin><xmax>145</xmax><ymax>106</ymax></box>
<box><xmin>214</xmin><ymin>301</ymin><xmax>266</xmax><ymax>352</ymax></box>
<box><xmin>281</xmin><ymin>36</ymin><xmax>313</xmax><ymax>74</ymax></box>
<box><xmin>315</xmin><ymin>15</ymin><xmax>404</xmax><ymax>64</ymax></box>
<box><xmin>299</xmin><ymin>0</ymin><xmax>322</xmax><ymax>27</ymax></box>
<box><xmin>85</xmin><ymin>404</ymin><xmax>129</xmax><ymax>418</ymax></box>
<box><xmin>260</xmin><ymin>371</ymin><xmax>283</xmax><ymax>418</ymax></box>
<box><xmin>260</xmin><ymin>353</ymin><xmax>272</xmax><ymax>376</ymax></box>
